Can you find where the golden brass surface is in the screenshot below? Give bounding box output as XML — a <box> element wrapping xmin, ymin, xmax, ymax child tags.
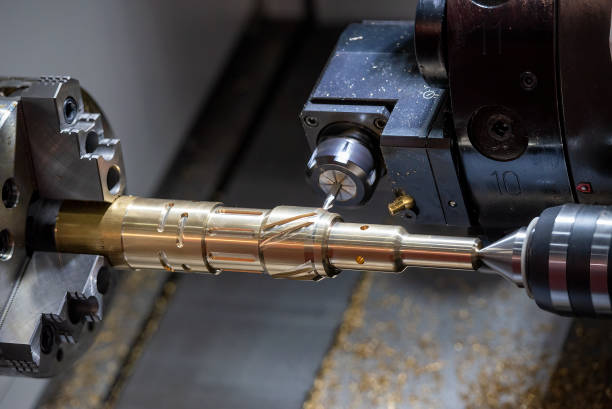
<box><xmin>55</xmin><ymin>197</ymin><xmax>481</xmax><ymax>280</ymax></box>
<box><xmin>56</xmin><ymin>197</ymin><xmax>135</xmax><ymax>267</ymax></box>
<box><xmin>387</xmin><ymin>194</ymin><xmax>415</xmax><ymax>216</ymax></box>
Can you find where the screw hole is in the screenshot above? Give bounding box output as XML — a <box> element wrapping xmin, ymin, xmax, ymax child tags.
<box><xmin>360</xmin><ymin>225</ymin><xmax>369</xmax><ymax>230</ymax></box>
<box><xmin>304</xmin><ymin>116</ymin><xmax>319</xmax><ymax>127</ymax></box>
<box><xmin>491</xmin><ymin>120</ymin><xmax>511</xmax><ymax>140</ymax></box>
<box><xmin>56</xmin><ymin>348</ymin><xmax>64</xmax><ymax>362</ymax></box>
<box><xmin>2</xmin><ymin>178</ymin><xmax>19</xmax><ymax>208</ymax></box>
<box><xmin>68</xmin><ymin>295</ymin><xmax>99</xmax><ymax>324</ymax></box>
<box><xmin>0</xmin><ymin>229</ymin><xmax>14</xmax><ymax>261</ymax></box>
<box><xmin>40</xmin><ymin>324</ymin><xmax>55</xmax><ymax>355</ymax></box>
<box><xmin>106</xmin><ymin>166</ymin><xmax>121</xmax><ymax>195</ymax></box>
<box><xmin>63</xmin><ymin>97</ymin><xmax>78</xmax><ymax>124</ymax></box>
<box><xmin>85</xmin><ymin>131</ymin><xmax>99</xmax><ymax>154</ymax></box>
<box><xmin>520</xmin><ymin>71</ymin><xmax>538</xmax><ymax>91</ymax></box>
<box><xmin>96</xmin><ymin>267</ymin><xmax>111</xmax><ymax>295</ymax></box>
<box><xmin>374</xmin><ymin>118</ymin><xmax>387</xmax><ymax>130</ymax></box>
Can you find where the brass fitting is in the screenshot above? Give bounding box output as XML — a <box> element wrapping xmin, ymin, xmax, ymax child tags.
<box><xmin>388</xmin><ymin>194</ymin><xmax>415</xmax><ymax>216</ymax></box>
<box><xmin>53</xmin><ymin>196</ymin><xmax>481</xmax><ymax>280</ymax></box>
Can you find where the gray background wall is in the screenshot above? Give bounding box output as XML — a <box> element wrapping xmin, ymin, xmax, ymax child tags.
<box><xmin>0</xmin><ymin>1</ymin><xmax>417</xmax><ymax>407</ymax></box>
<box><xmin>0</xmin><ymin>0</ymin><xmax>416</xmax><ymax>197</ymax></box>
<box><xmin>0</xmin><ymin>0</ymin><xmax>255</xmax><ymax>196</ymax></box>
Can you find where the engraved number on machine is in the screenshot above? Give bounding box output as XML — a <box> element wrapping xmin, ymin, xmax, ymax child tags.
<box><xmin>492</xmin><ymin>170</ymin><xmax>521</xmax><ymax>196</ymax></box>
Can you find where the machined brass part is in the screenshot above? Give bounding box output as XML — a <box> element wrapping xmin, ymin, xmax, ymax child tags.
<box><xmin>388</xmin><ymin>194</ymin><xmax>415</xmax><ymax>216</ymax></box>
<box><xmin>56</xmin><ymin>197</ymin><xmax>134</xmax><ymax>267</ymax></box>
<box><xmin>55</xmin><ymin>196</ymin><xmax>481</xmax><ymax>280</ymax></box>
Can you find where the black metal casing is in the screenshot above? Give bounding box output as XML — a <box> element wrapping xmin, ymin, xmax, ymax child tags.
<box><xmin>302</xmin><ymin>0</ymin><xmax>612</xmax><ymax>239</ymax></box>
<box><xmin>301</xmin><ymin>21</ymin><xmax>471</xmax><ymax>228</ymax></box>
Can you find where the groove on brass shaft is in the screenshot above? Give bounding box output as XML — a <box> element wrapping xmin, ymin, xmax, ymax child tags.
<box><xmin>157</xmin><ymin>203</ymin><xmax>174</xmax><ymax>233</ymax></box>
<box><xmin>176</xmin><ymin>212</ymin><xmax>188</xmax><ymax>248</ymax></box>
<box><xmin>260</xmin><ymin>221</ymin><xmax>314</xmax><ymax>249</ymax></box>
<box><xmin>263</xmin><ymin>211</ymin><xmax>317</xmax><ymax>230</ymax></box>
<box><xmin>158</xmin><ymin>250</ymin><xmax>174</xmax><ymax>272</ymax></box>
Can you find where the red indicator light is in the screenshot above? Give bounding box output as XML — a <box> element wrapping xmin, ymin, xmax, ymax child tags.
<box><xmin>576</xmin><ymin>182</ymin><xmax>593</xmax><ymax>194</ymax></box>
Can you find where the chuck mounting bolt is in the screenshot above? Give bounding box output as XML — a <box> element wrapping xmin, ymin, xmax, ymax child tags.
<box><xmin>67</xmin><ymin>293</ymin><xmax>99</xmax><ymax>324</ymax></box>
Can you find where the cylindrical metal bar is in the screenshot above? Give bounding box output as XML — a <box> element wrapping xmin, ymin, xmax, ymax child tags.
<box><xmin>205</xmin><ymin>207</ymin><xmax>268</xmax><ymax>274</ymax></box>
<box><xmin>52</xmin><ymin>197</ymin><xmax>612</xmax><ymax>317</ymax></box>
<box><xmin>400</xmin><ymin>233</ymin><xmax>481</xmax><ymax>270</ymax></box>
<box><xmin>56</xmin><ymin>198</ymin><xmax>131</xmax><ymax>267</ymax></box>
<box><xmin>327</xmin><ymin>223</ymin><xmax>405</xmax><ymax>272</ymax></box>
<box><xmin>53</xmin><ymin>197</ymin><xmax>482</xmax><ymax>280</ymax></box>
<box><xmin>327</xmin><ymin>223</ymin><xmax>479</xmax><ymax>271</ymax></box>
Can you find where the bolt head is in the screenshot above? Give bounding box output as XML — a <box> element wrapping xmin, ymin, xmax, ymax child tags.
<box><xmin>374</xmin><ymin>118</ymin><xmax>387</xmax><ymax>130</ymax></box>
<box><xmin>304</xmin><ymin>116</ymin><xmax>319</xmax><ymax>127</ymax></box>
<box><xmin>520</xmin><ymin>71</ymin><xmax>538</xmax><ymax>91</ymax></box>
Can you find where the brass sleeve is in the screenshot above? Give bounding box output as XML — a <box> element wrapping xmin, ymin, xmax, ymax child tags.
<box><xmin>55</xmin><ymin>196</ymin><xmax>135</xmax><ymax>267</ymax></box>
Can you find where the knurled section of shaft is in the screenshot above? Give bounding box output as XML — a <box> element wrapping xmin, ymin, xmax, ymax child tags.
<box><xmin>259</xmin><ymin>206</ymin><xmax>341</xmax><ymax>280</ymax></box>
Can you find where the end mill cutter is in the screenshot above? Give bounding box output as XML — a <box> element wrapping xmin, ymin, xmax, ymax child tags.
<box><xmin>38</xmin><ymin>198</ymin><xmax>612</xmax><ymax>317</ymax></box>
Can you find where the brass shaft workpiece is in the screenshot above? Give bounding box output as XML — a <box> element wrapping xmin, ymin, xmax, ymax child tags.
<box><xmin>55</xmin><ymin>197</ymin><xmax>481</xmax><ymax>280</ymax></box>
